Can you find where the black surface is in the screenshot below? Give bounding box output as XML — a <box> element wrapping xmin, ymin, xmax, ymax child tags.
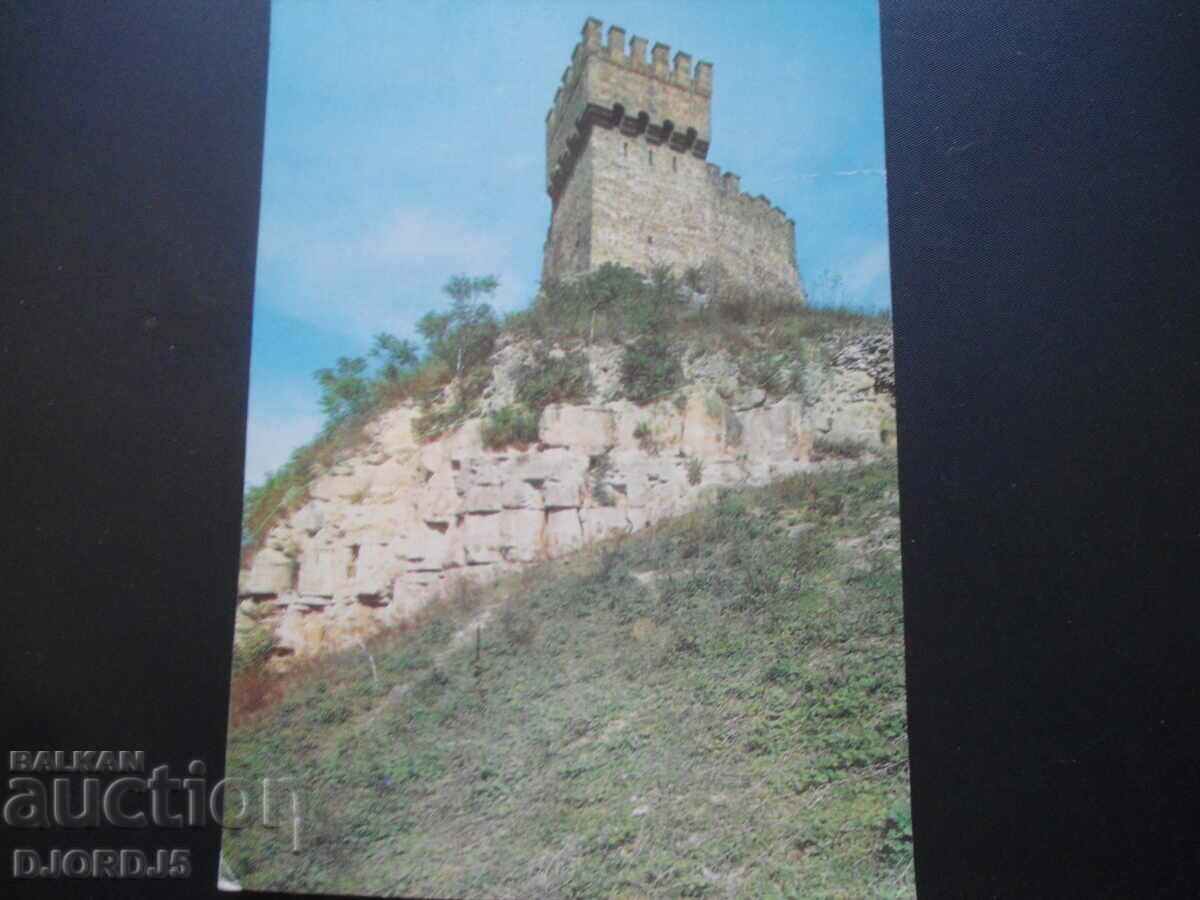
<box><xmin>882</xmin><ymin>2</ymin><xmax>1200</xmax><ymax>896</ymax></box>
<box><xmin>2</xmin><ymin>1</ymin><xmax>1199</xmax><ymax>897</ymax></box>
<box><xmin>1</xmin><ymin>2</ymin><xmax>270</xmax><ymax>897</ymax></box>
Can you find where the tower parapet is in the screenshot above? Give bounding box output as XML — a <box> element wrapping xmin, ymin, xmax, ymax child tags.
<box><xmin>542</xmin><ymin>18</ymin><xmax>802</xmax><ymax>301</ymax></box>
<box><xmin>546</xmin><ymin>18</ymin><xmax>712</xmax><ymax>195</ymax></box>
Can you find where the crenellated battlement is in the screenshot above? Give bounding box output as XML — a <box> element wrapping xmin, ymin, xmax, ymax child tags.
<box><xmin>703</xmin><ymin>163</ymin><xmax>793</xmax><ymax>228</ymax></box>
<box><xmin>548</xmin><ymin>18</ymin><xmax>712</xmax><ymax>117</ymax></box>
<box><xmin>542</xmin><ymin>18</ymin><xmax>801</xmax><ymax>301</ymax></box>
<box><xmin>546</xmin><ymin>18</ymin><xmax>713</xmax><ymax>193</ymax></box>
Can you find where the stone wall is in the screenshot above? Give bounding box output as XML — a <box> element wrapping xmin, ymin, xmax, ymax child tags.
<box><xmin>543</xmin><ymin>137</ymin><xmax>593</xmax><ymax>284</ymax></box>
<box><xmin>585</xmin><ymin>129</ymin><xmax>799</xmax><ymax>295</ymax></box>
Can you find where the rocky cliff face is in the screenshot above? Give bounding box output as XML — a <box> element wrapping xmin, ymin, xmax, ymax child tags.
<box><xmin>236</xmin><ymin>329</ymin><xmax>895</xmax><ymax>661</ymax></box>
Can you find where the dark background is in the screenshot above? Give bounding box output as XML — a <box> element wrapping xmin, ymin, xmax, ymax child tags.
<box><xmin>2</xmin><ymin>1</ymin><xmax>1198</xmax><ymax>897</ymax></box>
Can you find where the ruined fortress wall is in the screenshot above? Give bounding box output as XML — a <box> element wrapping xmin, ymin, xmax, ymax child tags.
<box><xmin>549</xmin><ymin>128</ymin><xmax>800</xmax><ymax>294</ymax></box>
<box><xmin>707</xmin><ymin>172</ymin><xmax>800</xmax><ymax>296</ymax></box>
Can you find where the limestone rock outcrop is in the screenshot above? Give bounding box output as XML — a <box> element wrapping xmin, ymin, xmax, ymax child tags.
<box><xmin>237</xmin><ymin>330</ymin><xmax>896</xmax><ymax>662</ymax></box>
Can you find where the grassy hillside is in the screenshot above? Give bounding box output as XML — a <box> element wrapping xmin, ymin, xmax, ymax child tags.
<box><xmin>225</xmin><ymin>459</ymin><xmax>912</xmax><ymax>898</ymax></box>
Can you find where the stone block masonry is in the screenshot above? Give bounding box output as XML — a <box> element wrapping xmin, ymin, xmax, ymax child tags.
<box><xmin>543</xmin><ymin>18</ymin><xmax>802</xmax><ymax>299</ymax></box>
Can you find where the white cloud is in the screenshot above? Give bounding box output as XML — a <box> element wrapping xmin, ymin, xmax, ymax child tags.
<box><xmin>842</xmin><ymin>241</ymin><xmax>891</xmax><ymax>301</ymax></box>
<box><xmin>339</xmin><ymin>211</ymin><xmax>508</xmax><ymax>269</ymax></box>
<box><xmin>256</xmin><ymin>208</ymin><xmax>528</xmax><ymax>340</ymax></box>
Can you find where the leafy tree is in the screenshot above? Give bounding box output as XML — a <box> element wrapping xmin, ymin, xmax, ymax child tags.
<box><xmin>369</xmin><ymin>332</ymin><xmax>419</xmax><ymax>381</ymax></box>
<box><xmin>418</xmin><ymin>275</ymin><xmax>501</xmax><ymax>379</ymax></box>
<box><xmin>313</xmin><ymin>355</ymin><xmax>371</xmax><ymax>423</ymax></box>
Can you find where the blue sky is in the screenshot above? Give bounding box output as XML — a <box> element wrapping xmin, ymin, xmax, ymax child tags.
<box><xmin>245</xmin><ymin>1</ymin><xmax>890</xmax><ymax>487</ymax></box>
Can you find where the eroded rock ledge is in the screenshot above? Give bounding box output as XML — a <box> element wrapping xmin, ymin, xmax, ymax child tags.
<box><xmin>237</xmin><ymin>331</ymin><xmax>896</xmax><ymax>661</ymax></box>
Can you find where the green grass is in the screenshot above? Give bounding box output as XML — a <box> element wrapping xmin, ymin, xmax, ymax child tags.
<box><xmin>224</xmin><ymin>460</ymin><xmax>912</xmax><ymax>898</ymax></box>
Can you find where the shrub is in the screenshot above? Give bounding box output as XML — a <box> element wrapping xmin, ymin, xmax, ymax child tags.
<box><xmin>633</xmin><ymin>420</ymin><xmax>659</xmax><ymax>454</ymax></box>
<box><xmin>811</xmin><ymin>435</ymin><xmax>868</xmax><ymax>461</ymax></box>
<box><xmin>879</xmin><ymin>801</ymin><xmax>914</xmax><ymax>864</ymax></box>
<box><xmin>522</xmin><ymin>263</ymin><xmax>681</xmax><ymax>342</ymax></box>
<box><xmin>498</xmin><ymin>607</ymin><xmax>537</xmax><ymax>647</ymax></box>
<box><xmin>313</xmin><ymin>356</ymin><xmax>372</xmax><ymax>424</ymax></box>
<box><xmin>513</xmin><ymin>348</ymin><xmax>592</xmax><ymax>412</ymax></box>
<box><xmin>412</xmin><ymin>400</ymin><xmax>468</xmax><ymax>443</ymax></box>
<box><xmin>228</xmin><ymin>614</ymin><xmax>282</xmax><ymax>725</ymax></box>
<box><xmin>412</xmin><ymin>363</ymin><xmax>493</xmax><ymax>443</ymax></box>
<box><xmin>588</xmin><ymin>450</ymin><xmax>616</xmax><ymax>506</ymax></box>
<box><xmin>481</xmin><ymin>403</ymin><xmax>539</xmax><ymax>449</ymax></box>
<box><xmin>687</xmin><ymin>456</ymin><xmax>704</xmax><ymax>486</ymax></box>
<box><xmin>648</xmin><ymin>264</ymin><xmax>683</xmax><ymax>307</ymax></box>
<box><xmin>620</xmin><ymin>335</ymin><xmax>683</xmax><ymax>404</ymax></box>
<box><xmin>232</xmin><ymin>615</ymin><xmax>279</xmax><ymax>676</ymax></box>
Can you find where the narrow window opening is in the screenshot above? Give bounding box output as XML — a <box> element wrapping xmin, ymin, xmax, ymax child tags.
<box><xmin>672</xmin><ymin>155</ymin><xmax>677</xmax><ymax>172</ymax></box>
<box><xmin>347</xmin><ymin>544</ymin><xmax>360</xmax><ymax>578</ymax></box>
<box><xmin>648</xmin><ymin>150</ymin><xmax>653</xmax><ymax>166</ymax></box>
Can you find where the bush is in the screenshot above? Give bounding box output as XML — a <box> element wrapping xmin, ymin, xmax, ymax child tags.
<box><xmin>498</xmin><ymin>607</ymin><xmax>538</xmax><ymax>648</ymax></box>
<box><xmin>412</xmin><ymin>362</ymin><xmax>493</xmax><ymax>443</ymax></box>
<box><xmin>513</xmin><ymin>349</ymin><xmax>592</xmax><ymax>412</ymax></box>
<box><xmin>710</xmin><ymin>282</ymin><xmax>804</xmax><ymax>327</ymax></box>
<box><xmin>412</xmin><ymin>400</ymin><xmax>468</xmax><ymax>443</ymax></box>
<box><xmin>687</xmin><ymin>456</ymin><xmax>704</xmax><ymax>486</ymax></box>
<box><xmin>481</xmin><ymin>404</ymin><xmax>540</xmax><ymax>449</ymax></box>
<box><xmin>633</xmin><ymin>420</ymin><xmax>660</xmax><ymax>454</ymax></box>
<box><xmin>879</xmin><ymin>801</ymin><xmax>914</xmax><ymax>864</ymax></box>
<box><xmin>232</xmin><ymin>617</ymin><xmax>279</xmax><ymax>676</ymax></box>
<box><xmin>738</xmin><ymin>346</ymin><xmax>807</xmax><ymax>395</ymax></box>
<box><xmin>620</xmin><ymin>335</ymin><xmax>683</xmax><ymax>405</ymax></box>
<box><xmin>520</xmin><ymin>263</ymin><xmax>680</xmax><ymax>342</ymax></box>
<box><xmin>588</xmin><ymin>450</ymin><xmax>616</xmax><ymax>506</ymax></box>
<box><xmin>313</xmin><ymin>356</ymin><xmax>372</xmax><ymax>423</ymax></box>
<box><xmin>811</xmin><ymin>435</ymin><xmax>868</xmax><ymax>461</ymax></box>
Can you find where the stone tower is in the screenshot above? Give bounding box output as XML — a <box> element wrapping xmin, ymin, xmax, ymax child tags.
<box><xmin>543</xmin><ymin>18</ymin><xmax>802</xmax><ymax>299</ymax></box>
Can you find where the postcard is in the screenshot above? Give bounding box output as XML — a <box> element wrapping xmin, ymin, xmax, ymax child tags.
<box><xmin>223</xmin><ymin>4</ymin><xmax>907</xmax><ymax>896</ymax></box>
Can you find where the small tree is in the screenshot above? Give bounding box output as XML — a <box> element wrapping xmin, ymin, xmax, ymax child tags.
<box><xmin>369</xmin><ymin>332</ymin><xmax>419</xmax><ymax>381</ymax></box>
<box><xmin>418</xmin><ymin>275</ymin><xmax>501</xmax><ymax>381</ymax></box>
<box><xmin>313</xmin><ymin>355</ymin><xmax>371</xmax><ymax>423</ymax></box>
